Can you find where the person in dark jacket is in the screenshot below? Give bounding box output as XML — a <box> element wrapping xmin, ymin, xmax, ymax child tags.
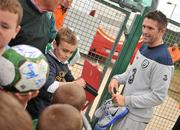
<box><xmin>27</xmin><ymin>27</ymin><xmax>86</xmax><ymax>119</ymax></box>
<box><xmin>9</xmin><ymin>0</ymin><xmax>61</xmax><ymax>53</ymax></box>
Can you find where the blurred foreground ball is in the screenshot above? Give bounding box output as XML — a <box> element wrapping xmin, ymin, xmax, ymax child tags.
<box><xmin>0</xmin><ymin>45</ymin><xmax>49</xmax><ymax>93</ymax></box>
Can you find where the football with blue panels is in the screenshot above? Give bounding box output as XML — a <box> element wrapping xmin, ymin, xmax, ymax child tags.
<box><xmin>0</xmin><ymin>45</ymin><xmax>49</xmax><ymax>93</ymax></box>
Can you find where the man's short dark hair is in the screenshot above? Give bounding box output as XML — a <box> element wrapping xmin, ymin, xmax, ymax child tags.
<box><xmin>145</xmin><ymin>10</ymin><xmax>168</xmax><ymax>30</ymax></box>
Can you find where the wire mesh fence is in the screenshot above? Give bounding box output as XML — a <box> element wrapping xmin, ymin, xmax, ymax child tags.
<box><xmin>63</xmin><ymin>0</ymin><xmax>128</xmax><ymax>76</ymax></box>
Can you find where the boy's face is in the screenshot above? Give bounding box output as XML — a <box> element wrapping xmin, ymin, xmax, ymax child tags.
<box><xmin>53</xmin><ymin>40</ymin><xmax>77</xmax><ymax>63</ymax></box>
<box><xmin>0</xmin><ymin>10</ymin><xmax>20</xmax><ymax>54</ymax></box>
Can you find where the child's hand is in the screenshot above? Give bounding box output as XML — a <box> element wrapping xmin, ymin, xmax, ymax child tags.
<box><xmin>13</xmin><ymin>90</ymin><xmax>39</xmax><ymax>108</ymax></box>
<box><xmin>74</xmin><ymin>78</ymin><xmax>86</xmax><ymax>88</ymax></box>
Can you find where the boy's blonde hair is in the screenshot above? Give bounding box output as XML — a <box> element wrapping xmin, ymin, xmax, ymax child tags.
<box><xmin>55</xmin><ymin>27</ymin><xmax>77</xmax><ymax>46</ymax></box>
<box><xmin>52</xmin><ymin>82</ymin><xmax>86</xmax><ymax>111</ymax></box>
<box><xmin>0</xmin><ymin>0</ymin><xmax>23</xmax><ymax>26</ymax></box>
<box><xmin>38</xmin><ymin>104</ymin><xmax>82</xmax><ymax>130</ymax></box>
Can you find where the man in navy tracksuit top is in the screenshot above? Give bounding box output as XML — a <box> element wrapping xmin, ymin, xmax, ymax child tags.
<box><xmin>26</xmin><ymin>27</ymin><xmax>85</xmax><ymax>119</ymax></box>
<box><xmin>108</xmin><ymin>10</ymin><xmax>174</xmax><ymax>130</ymax></box>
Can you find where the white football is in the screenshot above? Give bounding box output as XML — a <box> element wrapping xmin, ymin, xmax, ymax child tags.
<box><xmin>0</xmin><ymin>45</ymin><xmax>49</xmax><ymax>93</ymax></box>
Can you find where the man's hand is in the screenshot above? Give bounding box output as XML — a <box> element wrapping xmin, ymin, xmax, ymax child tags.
<box><xmin>112</xmin><ymin>94</ymin><xmax>125</xmax><ymax>107</ymax></box>
<box><xmin>108</xmin><ymin>78</ymin><xmax>119</xmax><ymax>95</ymax></box>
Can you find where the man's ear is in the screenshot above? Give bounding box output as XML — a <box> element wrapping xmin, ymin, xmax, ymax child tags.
<box><xmin>13</xmin><ymin>25</ymin><xmax>21</xmax><ymax>39</ymax></box>
<box><xmin>160</xmin><ymin>27</ymin><xmax>166</xmax><ymax>34</ymax></box>
<box><xmin>159</xmin><ymin>27</ymin><xmax>166</xmax><ymax>37</ymax></box>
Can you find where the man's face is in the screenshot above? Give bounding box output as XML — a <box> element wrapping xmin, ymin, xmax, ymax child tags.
<box><xmin>0</xmin><ymin>10</ymin><xmax>20</xmax><ymax>54</ymax></box>
<box><xmin>60</xmin><ymin>0</ymin><xmax>72</xmax><ymax>8</ymax></box>
<box><xmin>43</xmin><ymin>0</ymin><xmax>59</xmax><ymax>11</ymax></box>
<box><xmin>43</xmin><ymin>0</ymin><xmax>72</xmax><ymax>12</ymax></box>
<box><xmin>142</xmin><ymin>18</ymin><xmax>164</xmax><ymax>47</ymax></box>
<box><xmin>58</xmin><ymin>0</ymin><xmax>72</xmax><ymax>13</ymax></box>
<box><xmin>53</xmin><ymin>40</ymin><xmax>77</xmax><ymax>63</ymax></box>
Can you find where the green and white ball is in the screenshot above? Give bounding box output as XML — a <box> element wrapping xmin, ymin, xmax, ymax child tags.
<box><xmin>0</xmin><ymin>45</ymin><xmax>49</xmax><ymax>93</ymax></box>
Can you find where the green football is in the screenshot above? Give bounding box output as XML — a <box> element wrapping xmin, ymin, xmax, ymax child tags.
<box><xmin>0</xmin><ymin>45</ymin><xmax>49</xmax><ymax>93</ymax></box>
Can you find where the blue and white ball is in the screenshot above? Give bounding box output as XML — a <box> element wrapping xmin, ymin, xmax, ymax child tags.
<box><xmin>0</xmin><ymin>45</ymin><xmax>49</xmax><ymax>93</ymax></box>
